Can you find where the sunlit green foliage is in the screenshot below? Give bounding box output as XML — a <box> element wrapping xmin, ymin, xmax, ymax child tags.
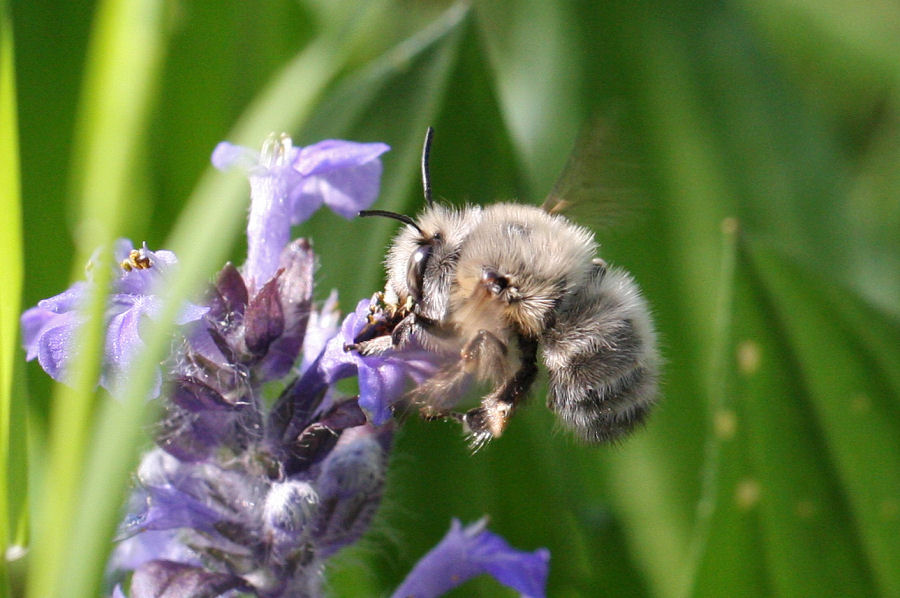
<box><xmin>6</xmin><ymin>0</ymin><xmax>899</xmax><ymax>596</ymax></box>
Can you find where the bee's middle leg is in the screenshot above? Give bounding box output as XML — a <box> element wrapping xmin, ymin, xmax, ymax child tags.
<box><xmin>410</xmin><ymin>328</ymin><xmax>504</xmax><ymax>421</ymax></box>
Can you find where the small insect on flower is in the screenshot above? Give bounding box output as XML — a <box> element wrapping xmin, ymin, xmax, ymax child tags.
<box><xmin>349</xmin><ymin>126</ymin><xmax>660</xmax><ymax>449</ymax></box>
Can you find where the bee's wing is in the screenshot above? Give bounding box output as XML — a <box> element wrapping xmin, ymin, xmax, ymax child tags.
<box><xmin>541</xmin><ymin>115</ymin><xmax>645</xmax><ymax>231</ymax></box>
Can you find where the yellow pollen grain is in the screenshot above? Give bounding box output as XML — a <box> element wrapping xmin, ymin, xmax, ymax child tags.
<box><xmin>714</xmin><ymin>409</ymin><xmax>737</xmax><ymax>440</ymax></box>
<box><xmin>735</xmin><ymin>478</ymin><xmax>761</xmax><ymax>510</ymax></box>
<box><xmin>721</xmin><ymin>217</ymin><xmax>739</xmax><ymax>236</ymax></box>
<box><xmin>736</xmin><ymin>340</ymin><xmax>761</xmax><ymax>375</ymax></box>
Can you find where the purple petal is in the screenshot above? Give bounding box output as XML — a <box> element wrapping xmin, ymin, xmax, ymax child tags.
<box><xmin>21</xmin><ymin>307</ymin><xmax>61</xmax><ymax>361</ymax></box>
<box><xmin>244</xmin><ymin>168</ymin><xmax>295</xmax><ymax>290</ymax></box>
<box><xmin>101</xmin><ymin>298</ymin><xmax>149</xmax><ymax>393</ymax></box>
<box><xmin>319</xmin><ymin>298</ymin><xmax>445</xmax><ymax>425</ymax></box>
<box><xmin>35</xmin><ymin>282</ymin><xmax>88</xmax><ymax>313</ymax></box>
<box><xmin>112</xmin><ymin>238</ymin><xmax>136</xmax><ymax>262</ymax></box>
<box><xmin>289</xmin><ymin>140</ymin><xmax>389</xmax><ymax>221</ymax></box>
<box><xmin>139</xmin><ymin>484</ymin><xmax>222</xmax><ymax>534</ymax></box>
<box><xmin>357</xmin><ymin>361</ymin><xmax>405</xmax><ymax>425</ymax></box>
<box><xmin>392</xmin><ymin>519</ymin><xmax>550</xmax><ymax>598</ymax></box>
<box><xmin>318</xmin><ymin>334</ymin><xmax>360</xmax><ymax>385</ymax></box>
<box><xmin>286</xmin><ymin>183</ymin><xmax>324</xmax><ymax>224</ymax></box>
<box><xmin>211</xmin><ymin>141</ymin><xmax>259</xmax><ymax>171</ymax></box>
<box><xmin>35</xmin><ymin>313</ymin><xmax>83</xmax><ymax>382</ymax></box>
<box><xmin>303</xmin><ymin>158</ymin><xmax>384</xmax><ymax>219</ymax></box>
<box><xmin>293</xmin><ymin>140</ymin><xmax>389</xmax><ymax>176</ymax></box>
<box><xmin>301</xmin><ymin>290</ymin><xmax>340</xmax><ymax>372</ymax></box>
<box><xmin>109</xmin><ymin>520</ymin><xmax>200</xmax><ymax>571</ymax></box>
<box><xmin>21</xmin><ymin>283</ymin><xmax>88</xmax><ymax>361</ymax></box>
<box><xmin>175</xmin><ymin>302</ymin><xmax>209</xmax><ymax>326</ymax></box>
<box><xmin>111</xmin><ymin>527</ymin><xmax>199</xmax><ymax>576</ymax></box>
<box><xmin>343</xmin><ymin>298</ymin><xmax>370</xmax><ymax>339</ymax></box>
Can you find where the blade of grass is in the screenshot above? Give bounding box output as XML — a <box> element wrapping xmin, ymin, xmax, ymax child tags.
<box><xmin>26</xmin><ymin>0</ymin><xmax>167</xmax><ymax>596</ymax></box>
<box><xmin>473</xmin><ymin>0</ymin><xmax>582</xmax><ymax>194</ymax></box>
<box><xmin>1</xmin><ymin>0</ymin><xmax>25</xmax><ymax>594</ymax></box>
<box><xmin>301</xmin><ymin>1</ymin><xmax>472</xmax><ymax>303</ymax></box>
<box><xmin>225</xmin><ymin>0</ymin><xmax>391</xmax><ymax>148</ymax></box>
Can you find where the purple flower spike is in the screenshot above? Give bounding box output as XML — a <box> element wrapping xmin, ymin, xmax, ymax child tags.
<box><xmin>319</xmin><ymin>299</ymin><xmax>440</xmax><ymax>425</ymax></box>
<box><xmin>213</xmin><ymin>135</ymin><xmax>388</xmax><ymax>290</ymax></box>
<box><xmin>392</xmin><ymin>519</ymin><xmax>551</xmax><ymax>598</ymax></box>
<box><xmin>129</xmin><ymin>560</ymin><xmax>250</xmax><ymax>598</ymax></box>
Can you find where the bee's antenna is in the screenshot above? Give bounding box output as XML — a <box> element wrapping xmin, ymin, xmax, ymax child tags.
<box><xmin>422</xmin><ymin>126</ymin><xmax>434</xmax><ymax>207</ymax></box>
<box><xmin>358</xmin><ymin>209</ymin><xmax>425</xmax><ymax>236</ymax></box>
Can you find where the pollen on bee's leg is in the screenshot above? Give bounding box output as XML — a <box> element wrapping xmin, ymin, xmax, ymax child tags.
<box><xmin>485</xmin><ymin>401</ymin><xmax>511</xmax><ymax>438</ymax></box>
<box><xmin>418</xmin><ymin>406</ymin><xmax>461</xmax><ymax>423</ymax></box>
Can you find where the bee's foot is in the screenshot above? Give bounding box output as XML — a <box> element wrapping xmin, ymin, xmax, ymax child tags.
<box><xmin>461</xmin><ymin>407</ymin><xmax>495</xmax><ymax>452</ymax></box>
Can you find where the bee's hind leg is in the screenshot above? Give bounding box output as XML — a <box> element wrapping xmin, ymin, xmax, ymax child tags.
<box><xmin>461</xmin><ymin>334</ymin><xmax>539</xmax><ymax>450</ymax></box>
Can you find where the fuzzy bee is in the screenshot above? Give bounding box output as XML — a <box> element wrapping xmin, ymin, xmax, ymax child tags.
<box><xmin>348</xmin><ymin>127</ymin><xmax>659</xmax><ymax>448</ymax></box>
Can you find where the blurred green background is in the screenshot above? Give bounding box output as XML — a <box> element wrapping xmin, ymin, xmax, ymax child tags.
<box><xmin>6</xmin><ymin>0</ymin><xmax>900</xmax><ymax>596</ymax></box>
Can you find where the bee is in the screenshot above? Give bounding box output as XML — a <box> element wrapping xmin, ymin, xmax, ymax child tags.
<box><xmin>349</xmin><ymin>127</ymin><xmax>659</xmax><ymax>448</ymax></box>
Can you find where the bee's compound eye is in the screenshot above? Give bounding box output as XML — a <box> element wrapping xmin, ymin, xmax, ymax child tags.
<box><xmin>407</xmin><ymin>243</ymin><xmax>432</xmax><ymax>302</ymax></box>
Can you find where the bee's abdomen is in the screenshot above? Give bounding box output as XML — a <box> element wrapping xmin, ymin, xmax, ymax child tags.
<box><xmin>546</xmin><ymin>361</ymin><xmax>657</xmax><ymax>443</ymax></box>
<box><xmin>540</xmin><ymin>266</ymin><xmax>659</xmax><ymax>444</ymax></box>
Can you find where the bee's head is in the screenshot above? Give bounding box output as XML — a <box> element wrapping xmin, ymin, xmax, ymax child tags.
<box><xmin>360</xmin><ymin>204</ymin><xmax>481</xmax><ymax>322</ymax></box>
<box><xmin>357</xmin><ymin>208</ymin><xmax>433</xmax><ymax>304</ymax></box>
<box><xmin>358</xmin><ymin>127</ymin><xmax>479</xmax><ymax>320</ymax></box>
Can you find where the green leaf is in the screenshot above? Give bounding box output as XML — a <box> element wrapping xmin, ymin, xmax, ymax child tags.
<box><xmin>473</xmin><ymin>0</ymin><xmax>584</xmax><ymax>195</ymax></box>
<box><xmin>743</xmin><ymin>238</ymin><xmax>900</xmax><ymax>596</ymax></box>
<box><xmin>302</xmin><ymin>1</ymin><xmax>472</xmax><ymax>305</ymax></box>
<box><xmin>725</xmin><ymin>244</ymin><xmax>882</xmax><ymax>596</ymax></box>
<box><xmin>1</xmin><ymin>1</ymin><xmax>26</xmax><ymax>595</ymax></box>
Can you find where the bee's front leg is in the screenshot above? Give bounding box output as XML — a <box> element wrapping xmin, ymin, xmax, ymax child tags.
<box><xmin>347</xmin><ymin>312</ymin><xmax>417</xmax><ymax>356</ymax></box>
<box><xmin>345</xmin><ymin>292</ymin><xmax>416</xmax><ymax>356</ymax></box>
<box><xmin>461</xmin><ymin>334</ymin><xmax>539</xmax><ymax>449</ymax></box>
